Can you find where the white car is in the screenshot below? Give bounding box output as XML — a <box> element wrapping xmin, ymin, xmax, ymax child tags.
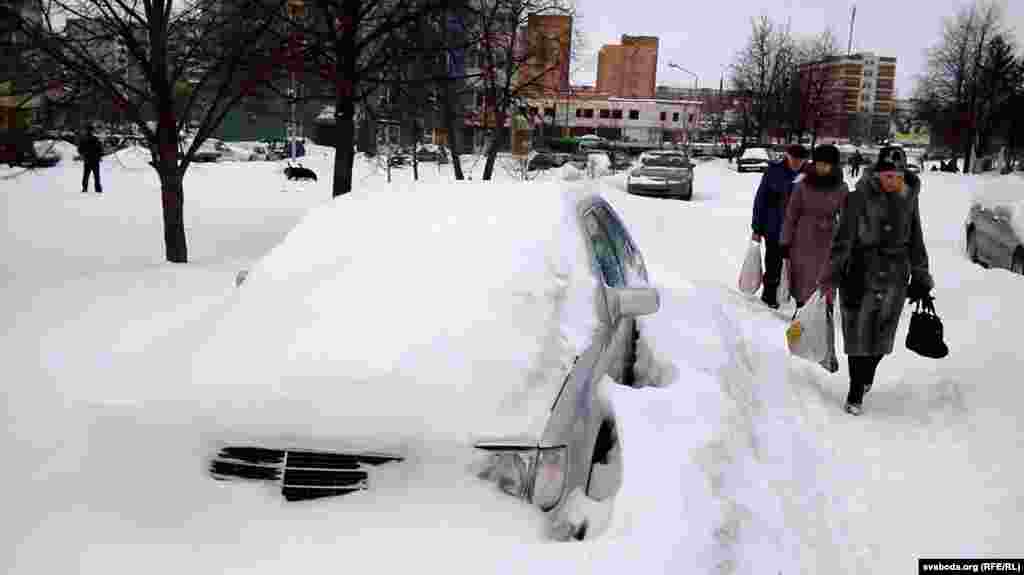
<box><xmin>736</xmin><ymin>146</ymin><xmax>774</xmax><ymax>172</ymax></box>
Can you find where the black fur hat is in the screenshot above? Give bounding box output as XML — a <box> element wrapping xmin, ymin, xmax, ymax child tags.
<box><xmin>812</xmin><ymin>144</ymin><xmax>840</xmax><ymax>166</ymax></box>
<box><xmin>875</xmin><ymin>146</ymin><xmax>907</xmax><ymax>172</ymax></box>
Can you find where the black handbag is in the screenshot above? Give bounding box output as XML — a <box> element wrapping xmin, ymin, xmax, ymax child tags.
<box><xmin>906</xmin><ymin>296</ymin><xmax>949</xmax><ymax>359</ymax></box>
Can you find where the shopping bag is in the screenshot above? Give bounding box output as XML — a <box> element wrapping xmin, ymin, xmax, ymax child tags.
<box><xmin>786</xmin><ymin>290</ymin><xmax>829</xmax><ymax>362</ymax></box>
<box><xmin>737</xmin><ymin>241</ymin><xmax>763</xmax><ymax>295</ymax></box>
<box><xmin>777</xmin><ymin>260</ymin><xmax>790</xmax><ymax>304</ymax></box>
<box><xmin>906</xmin><ymin>296</ymin><xmax>949</xmax><ymax>359</ymax></box>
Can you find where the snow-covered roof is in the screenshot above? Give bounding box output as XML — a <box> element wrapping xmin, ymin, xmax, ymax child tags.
<box><xmin>188</xmin><ymin>181</ymin><xmax>602</xmax><ymax>447</ymax></box>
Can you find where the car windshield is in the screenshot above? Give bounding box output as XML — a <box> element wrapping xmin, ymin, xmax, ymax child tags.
<box><xmin>741</xmin><ymin>148</ymin><xmax>771</xmax><ymax>160</ymax></box>
<box><xmin>642</xmin><ymin>155</ymin><xmax>687</xmax><ymax>167</ymax></box>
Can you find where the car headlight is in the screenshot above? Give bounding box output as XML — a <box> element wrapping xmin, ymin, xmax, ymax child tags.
<box><xmin>475</xmin><ymin>446</ymin><xmax>568</xmax><ymax>511</ymax></box>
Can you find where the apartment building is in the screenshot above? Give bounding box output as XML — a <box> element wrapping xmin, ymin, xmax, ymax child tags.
<box><xmin>799</xmin><ymin>52</ymin><xmax>897</xmax><ymax>142</ymax></box>
<box><xmin>596</xmin><ymin>35</ymin><xmax>658</xmax><ymax>99</ymax></box>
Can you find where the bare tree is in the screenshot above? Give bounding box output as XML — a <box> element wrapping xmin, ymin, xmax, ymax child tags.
<box><xmin>8</xmin><ymin>0</ymin><xmax>284</xmax><ymax>262</ymax></box>
<box><xmin>794</xmin><ymin>28</ymin><xmax>840</xmax><ymax>147</ymax></box>
<box><xmin>916</xmin><ymin>0</ymin><xmax>1004</xmax><ymax>173</ymax></box>
<box><xmin>464</xmin><ymin>0</ymin><xmax>576</xmax><ymax>180</ymax></box>
<box><xmin>730</xmin><ymin>15</ymin><xmax>796</xmax><ymax>142</ymax></box>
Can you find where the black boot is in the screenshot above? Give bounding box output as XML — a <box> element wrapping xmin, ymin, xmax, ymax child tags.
<box><xmin>760</xmin><ymin>285</ymin><xmax>779</xmax><ymax>309</ymax></box>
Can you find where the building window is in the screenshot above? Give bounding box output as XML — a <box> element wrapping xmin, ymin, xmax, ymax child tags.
<box><xmin>583</xmin><ymin>108</ymin><xmax>594</xmax><ymax>119</ymax></box>
<box><xmin>599</xmin><ymin>109</ymin><xmax>610</xmax><ymax>119</ymax></box>
<box><xmin>672</xmin><ymin>112</ymin><xmax>680</xmax><ymax>122</ymax></box>
<box><xmin>612</xmin><ymin>109</ymin><xmax>623</xmax><ymax>119</ymax></box>
<box><xmin>544</xmin><ymin>107</ymin><xmax>555</xmax><ymax>117</ymax></box>
<box><xmin>629</xmin><ymin>110</ymin><xmax>640</xmax><ymax>120</ymax></box>
<box><xmin>576</xmin><ymin>108</ymin><xmax>583</xmax><ymax>118</ymax></box>
<box><xmin>660</xmin><ymin>111</ymin><xmax>666</xmax><ymax>121</ymax></box>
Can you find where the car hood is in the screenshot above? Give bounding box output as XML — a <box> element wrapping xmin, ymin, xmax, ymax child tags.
<box><xmin>187</xmin><ymin>182</ymin><xmax>602</xmax><ymax>448</ymax></box>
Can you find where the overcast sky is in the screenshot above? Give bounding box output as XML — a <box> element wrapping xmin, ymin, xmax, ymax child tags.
<box><xmin>569</xmin><ymin>0</ymin><xmax>1024</xmax><ymax>99</ymax></box>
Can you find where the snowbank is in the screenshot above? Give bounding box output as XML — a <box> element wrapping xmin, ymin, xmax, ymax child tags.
<box><xmin>188</xmin><ymin>180</ymin><xmax>602</xmax><ymax>446</ymax></box>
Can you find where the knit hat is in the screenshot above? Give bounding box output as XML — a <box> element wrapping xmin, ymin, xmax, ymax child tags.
<box><xmin>785</xmin><ymin>144</ymin><xmax>809</xmax><ymax>159</ymax></box>
<box><xmin>875</xmin><ymin>146</ymin><xmax>906</xmax><ymax>173</ymax></box>
<box><xmin>812</xmin><ymin>144</ymin><xmax>840</xmax><ymax>166</ymax></box>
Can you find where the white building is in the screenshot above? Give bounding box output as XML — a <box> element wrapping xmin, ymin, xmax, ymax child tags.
<box><xmin>526</xmin><ymin>95</ymin><xmax>702</xmax><ymax>144</ymax></box>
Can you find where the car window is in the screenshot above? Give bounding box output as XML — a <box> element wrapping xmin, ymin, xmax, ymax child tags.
<box><xmin>583</xmin><ymin>212</ymin><xmax>625</xmax><ymax>287</ymax></box>
<box><xmin>593</xmin><ymin>206</ymin><xmax>647</xmax><ymax>285</ymax></box>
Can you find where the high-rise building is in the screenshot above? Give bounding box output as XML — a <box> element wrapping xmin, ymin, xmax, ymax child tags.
<box><xmin>799</xmin><ymin>52</ymin><xmax>896</xmax><ymax>142</ymax></box>
<box><xmin>596</xmin><ymin>35</ymin><xmax>658</xmax><ymax>99</ymax></box>
<box><xmin>519</xmin><ymin>14</ymin><xmax>572</xmax><ymax>96</ymax></box>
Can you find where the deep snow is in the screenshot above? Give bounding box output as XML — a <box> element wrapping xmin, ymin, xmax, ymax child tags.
<box><xmin>2</xmin><ymin>150</ymin><xmax>1022</xmax><ymax>574</ymax></box>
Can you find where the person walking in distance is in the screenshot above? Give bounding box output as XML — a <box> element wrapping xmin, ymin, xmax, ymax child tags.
<box><xmin>751</xmin><ymin>144</ymin><xmax>809</xmax><ymax>309</ymax></box>
<box><xmin>78</xmin><ymin>126</ymin><xmax>103</xmax><ymax>194</ymax></box>
<box><xmin>818</xmin><ymin>146</ymin><xmax>934</xmax><ymax>416</ymax></box>
<box><xmin>781</xmin><ymin>144</ymin><xmax>849</xmax><ymax>373</ymax></box>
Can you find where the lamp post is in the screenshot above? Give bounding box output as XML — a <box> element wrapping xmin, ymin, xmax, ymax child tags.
<box><xmin>668</xmin><ymin>62</ymin><xmax>699</xmax><ymax>147</ymax></box>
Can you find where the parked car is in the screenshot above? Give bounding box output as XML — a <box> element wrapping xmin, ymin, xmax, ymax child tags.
<box><xmin>965</xmin><ymin>201</ymin><xmax>1024</xmax><ymax>275</ymax></box>
<box><xmin>415</xmin><ymin>144</ymin><xmax>449</xmax><ymax>164</ymax></box>
<box><xmin>736</xmin><ymin>146</ymin><xmax>774</xmax><ymax>172</ymax></box>
<box><xmin>568</xmin><ymin>152</ymin><xmax>590</xmax><ymax>170</ymax></box>
<box><xmin>626</xmin><ymin>151</ymin><xmax>694</xmax><ymax>200</ymax></box>
<box><xmin>528</xmin><ymin>151</ymin><xmax>569</xmax><ymax>171</ymax></box>
<box><xmin>208</xmin><ymin>187</ymin><xmax>659</xmax><ymax>541</ymax></box>
<box><xmin>609</xmin><ymin>152</ymin><xmax>633</xmax><ymax>172</ymax></box>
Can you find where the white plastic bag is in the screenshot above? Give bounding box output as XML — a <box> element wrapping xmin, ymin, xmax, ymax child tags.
<box><xmin>786</xmin><ymin>290</ymin><xmax>829</xmax><ymax>362</ymax></box>
<box><xmin>777</xmin><ymin>260</ymin><xmax>790</xmax><ymax>304</ymax></box>
<box><xmin>738</xmin><ymin>241</ymin><xmax>763</xmax><ymax>295</ymax></box>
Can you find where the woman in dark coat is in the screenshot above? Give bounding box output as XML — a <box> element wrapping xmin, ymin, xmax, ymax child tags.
<box><xmin>781</xmin><ymin>144</ymin><xmax>849</xmax><ymax>373</ymax></box>
<box><xmin>819</xmin><ymin>146</ymin><xmax>934</xmax><ymax>415</ymax></box>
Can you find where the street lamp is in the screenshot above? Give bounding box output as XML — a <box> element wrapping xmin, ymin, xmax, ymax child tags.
<box><xmin>667</xmin><ymin>62</ymin><xmax>699</xmax><ymax>92</ymax></box>
<box><xmin>668</xmin><ymin>62</ymin><xmax>700</xmax><ymax>147</ymax></box>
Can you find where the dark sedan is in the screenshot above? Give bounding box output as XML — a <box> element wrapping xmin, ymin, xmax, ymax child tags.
<box><xmin>966</xmin><ymin>202</ymin><xmax>1024</xmax><ymax>275</ymax></box>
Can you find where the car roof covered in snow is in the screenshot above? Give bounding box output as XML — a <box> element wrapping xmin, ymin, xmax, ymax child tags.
<box><xmin>188</xmin><ymin>181</ymin><xmax>604</xmax><ymax>447</ymax></box>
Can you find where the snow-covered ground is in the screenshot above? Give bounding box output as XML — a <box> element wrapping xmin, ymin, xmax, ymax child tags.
<box><xmin>2</xmin><ymin>149</ymin><xmax>1022</xmax><ymax>574</ymax></box>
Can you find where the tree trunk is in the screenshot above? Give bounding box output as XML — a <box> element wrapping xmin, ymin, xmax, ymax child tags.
<box><xmin>442</xmin><ymin>80</ymin><xmax>465</xmax><ymax>180</ymax></box>
<box><xmin>160</xmin><ymin>170</ymin><xmax>187</xmax><ymax>263</ymax></box>
<box><xmin>333</xmin><ymin>100</ymin><xmax>356</xmax><ymax>196</ymax></box>
<box><xmin>156</xmin><ymin>107</ymin><xmax>186</xmax><ymax>263</ymax></box>
<box><xmin>482</xmin><ymin>112</ymin><xmax>506</xmax><ymax>180</ymax></box>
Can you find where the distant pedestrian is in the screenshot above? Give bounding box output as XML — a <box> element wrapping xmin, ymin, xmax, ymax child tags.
<box><xmin>849</xmin><ymin>149</ymin><xmax>863</xmax><ymax>178</ymax></box>
<box><xmin>818</xmin><ymin>146</ymin><xmax>934</xmax><ymax>416</ymax></box>
<box><xmin>751</xmin><ymin>143</ymin><xmax>809</xmax><ymax>309</ymax></box>
<box><xmin>78</xmin><ymin>126</ymin><xmax>104</xmax><ymax>194</ymax></box>
<box><xmin>781</xmin><ymin>144</ymin><xmax>849</xmax><ymax>373</ymax></box>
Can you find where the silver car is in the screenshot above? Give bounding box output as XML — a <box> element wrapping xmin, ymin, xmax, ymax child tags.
<box><xmin>211</xmin><ymin>193</ymin><xmax>659</xmax><ymax>541</ymax></box>
<box><xmin>966</xmin><ymin>202</ymin><xmax>1024</xmax><ymax>275</ymax></box>
<box><xmin>626</xmin><ymin>151</ymin><xmax>694</xmax><ymax>200</ymax></box>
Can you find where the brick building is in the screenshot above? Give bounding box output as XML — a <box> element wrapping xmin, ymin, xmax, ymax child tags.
<box><xmin>519</xmin><ymin>14</ymin><xmax>572</xmax><ymax>97</ymax></box>
<box><xmin>596</xmin><ymin>35</ymin><xmax>658</xmax><ymax>99</ymax></box>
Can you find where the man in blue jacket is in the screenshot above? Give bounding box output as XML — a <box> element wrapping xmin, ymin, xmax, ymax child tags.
<box><xmin>751</xmin><ymin>144</ymin><xmax>808</xmax><ymax>308</ymax></box>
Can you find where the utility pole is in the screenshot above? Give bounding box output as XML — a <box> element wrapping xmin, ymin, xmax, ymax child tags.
<box><xmin>847</xmin><ymin>4</ymin><xmax>856</xmax><ymax>56</ymax></box>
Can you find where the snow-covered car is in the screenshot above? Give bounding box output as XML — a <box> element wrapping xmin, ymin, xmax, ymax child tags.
<box><xmin>965</xmin><ymin>196</ymin><xmax>1024</xmax><ymax>275</ymax></box>
<box><xmin>204</xmin><ymin>184</ymin><xmax>659</xmax><ymax>541</ymax></box>
<box><xmin>626</xmin><ymin>151</ymin><xmax>694</xmax><ymax>200</ymax></box>
<box><xmin>736</xmin><ymin>146</ymin><xmax>774</xmax><ymax>172</ymax></box>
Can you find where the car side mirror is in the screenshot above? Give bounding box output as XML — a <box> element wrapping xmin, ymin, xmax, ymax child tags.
<box><xmin>609</xmin><ymin>287</ymin><xmax>660</xmax><ymax>318</ymax></box>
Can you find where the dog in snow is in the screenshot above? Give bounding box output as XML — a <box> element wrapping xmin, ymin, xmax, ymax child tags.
<box><xmin>284</xmin><ymin>164</ymin><xmax>317</xmax><ymax>181</ymax></box>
